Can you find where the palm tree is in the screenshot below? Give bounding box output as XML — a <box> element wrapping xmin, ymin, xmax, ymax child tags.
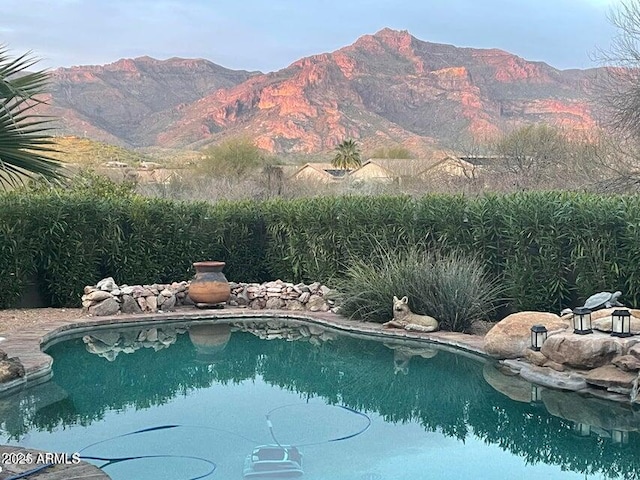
<box><xmin>0</xmin><ymin>46</ymin><xmax>65</xmax><ymax>188</ymax></box>
<box><xmin>332</xmin><ymin>139</ymin><xmax>362</xmax><ymax>170</ymax></box>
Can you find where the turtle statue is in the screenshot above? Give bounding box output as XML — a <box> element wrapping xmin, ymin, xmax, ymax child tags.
<box><xmin>582</xmin><ymin>291</ymin><xmax>624</xmax><ymax>311</ymax></box>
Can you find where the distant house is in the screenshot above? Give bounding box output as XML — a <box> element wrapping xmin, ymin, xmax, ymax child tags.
<box><xmin>104</xmin><ymin>161</ymin><xmax>128</xmax><ymax>168</ymax></box>
<box><xmin>135</xmin><ymin>168</ymin><xmax>183</xmax><ymax>185</ymax></box>
<box><xmin>425</xmin><ymin>156</ymin><xmax>478</xmax><ymax>178</ymax></box>
<box><xmin>456</xmin><ymin>155</ymin><xmax>509</xmax><ymax>167</ymax></box>
<box><xmin>140</xmin><ymin>161</ymin><xmax>163</xmax><ymax>170</ymax></box>
<box><xmin>350</xmin><ymin>157</ymin><xmax>473</xmax><ymax>184</ymax></box>
<box><xmin>290</xmin><ymin>163</ymin><xmax>350</xmax><ymax>183</ymax></box>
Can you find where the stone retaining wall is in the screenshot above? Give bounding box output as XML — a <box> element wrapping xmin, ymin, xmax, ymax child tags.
<box><xmin>82</xmin><ymin>277</ymin><xmax>335</xmax><ymax>316</ymax></box>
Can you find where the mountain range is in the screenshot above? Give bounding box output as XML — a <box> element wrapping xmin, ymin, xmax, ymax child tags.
<box><xmin>41</xmin><ymin>28</ymin><xmax>601</xmax><ymax>156</ymax></box>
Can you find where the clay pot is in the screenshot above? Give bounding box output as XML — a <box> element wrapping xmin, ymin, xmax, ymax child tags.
<box><xmin>188</xmin><ymin>323</ymin><xmax>232</xmax><ymax>356</ymax></box>
<box><xmin>188</xmin><ymin>261</ymin><xmax>231</xmax><ymax>306</ymax></box>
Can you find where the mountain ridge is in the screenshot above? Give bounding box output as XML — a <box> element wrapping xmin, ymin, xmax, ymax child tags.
<box><xmin>40</xmin><ymin>28</ymin><xmax>600</xmax><ymax>156</ymax></box>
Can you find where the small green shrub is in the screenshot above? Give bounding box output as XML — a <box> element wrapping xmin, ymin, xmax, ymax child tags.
<box><xmin>334</xmin><ymin>246</ymin><xmax>505</xmax><ymax>332</ymax></box>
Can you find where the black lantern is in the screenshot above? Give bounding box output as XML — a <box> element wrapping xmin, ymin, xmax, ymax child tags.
<box><xmin>611</xmin><ymin>310</ymin><xmax>632</xmax><ymax>338</ymax></box>
<box><xmin>612</xmin><ymin>429</ymin><xmax>629</xmax><ymax>445</ymax></box>
<box><xmin>572</xmin><ymin>307</ymin><xmax>593</xmax><ymax>335</ymax></box>
<box><xmin>572</xmin><ymin>422</ymin><xmax>591</xmax><ymax>437</ymax></box>
<box><xmin>530</xmin><ymin>325</ymin><xmax>548</xmax><ymax>351</ymax></box>
<box><xmin>530</xmin><ymin>384</ymin><xmax>543</xmax><ymax>403</ymax></box>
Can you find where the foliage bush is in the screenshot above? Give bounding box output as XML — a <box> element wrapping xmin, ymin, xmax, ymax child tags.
<box><xmin>197</xmin><ymin>137</ymin><xmax>274</xmax><ymax>178</ymax></box>
<box><xmin>333</xmin><ymin>246</ymin><xmax>504</xmax><ymax>331</ymax></box>
<box><xmin>3</xmin><ymin>185</ymin><xmax>640</xmax><ymax>314</ymax></box>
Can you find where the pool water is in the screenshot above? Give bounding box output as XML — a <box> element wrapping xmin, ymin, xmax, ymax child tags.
<box><xmin>1</xmin><ymin>320</ymin><xmax>639</xmax><ymax>480</ymax></box>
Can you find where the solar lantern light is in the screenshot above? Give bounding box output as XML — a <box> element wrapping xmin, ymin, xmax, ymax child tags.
<box><xmin>612</xmin><ymin>429</ymin><xmax>629</xmax><ymax>445</ymax></box>
<box><xmin>530</xmin><ymin>384</ymin><xmax>543</xmax><ymax>403</ymax></box>
<box><xmin>530</xmin><ymin>325</ymin><xmax>548</xmax><ymax>351</ymax></box>
<box><xmin>572</xmin><ymin>307</ymin><xmax>593</xmax><ymax>335</ymax></box>
<box><xmin>611</xmin><ymin>310</ymin><xmax>632</xmax><ymax>338</ymax></box>
<box><xmin>572</xmin><ymin>422</ymin><xmax>591</xmax><ymax>437</ymax></box>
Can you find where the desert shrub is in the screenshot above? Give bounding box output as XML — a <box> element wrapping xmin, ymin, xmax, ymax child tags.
<box><xmin>198</xmin><ymin>137</ymin><xmax>273</xmax><ymax>178</ymax></box>
<box><xmin>333</xmin><ymin>246</ymin><xmax>505</xmax><ymax>332</ymax></box>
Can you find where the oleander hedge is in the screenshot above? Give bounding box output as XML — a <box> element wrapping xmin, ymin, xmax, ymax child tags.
<box><xmin>1</xmin><ymin>188</ymin><xmax>639</xmax><ymax>313</ymax></box>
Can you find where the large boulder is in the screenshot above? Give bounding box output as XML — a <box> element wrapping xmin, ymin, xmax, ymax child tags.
<box><xmin>584</xmin><ymin>365</ymin><xmax>637</xmax><ymax>395</ymax></box>
<box><xmin>0</xmin><ymin>357</ymin><xmax>25</xmax><ymax>383</ymax></box>
<box><xmin>483</xmin><ymin>363</ymin><xmax>535</xmax><ymax>403</ymax></box>
<box><xmin>518</xmin><ymin>364</ymin><xmax>587</xmax><ymax>391</ymax></box>
<box><xmin>542</xmin><ymin>388</ymin><xmax>640</xmax><ymax>431</ymax></box>
<box><xmin>612</xmin><ymin>355</ymin><xmax>640</xmax><ymax>372</ymax></box>
<box><xmin>484</xmin><ymin>311</ymin><xmax>569</xmax><ymax>359</ymax></box>
<box><xmin>541</xmin><ymin>331</ymin><xmax>640</xmax><ymax>369</ymax></box>
<box><xmin>88</xmin><ymin>297</ymin><xmax>120</xmax><ymax>316</ymax></box>
<box><xmin>121</xmin><ymin>294</ymin><xmax>142</xmax><ymax>314</ymax></box>
<box><xmin>591</xmin><ymin>308</ymin><xmax>640</xmax><ymax>334</ymax></box>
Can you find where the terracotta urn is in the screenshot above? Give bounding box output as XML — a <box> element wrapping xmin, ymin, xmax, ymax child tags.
<box><xmin>188</xmin><ymin>323</ymin><xmax>232</xmax><ymax>356</ymax></box>
<box><xmin>188</xmin><ymin>261</ymin><xmax>231</xmax><ymax>307</ymax></box>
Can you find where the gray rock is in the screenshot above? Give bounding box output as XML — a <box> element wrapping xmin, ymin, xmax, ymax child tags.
<box><xmin>585</xmin><ymin>365</ymin><xmax>637</xmax><ymax>394</ymax></box>
<box><xmin>137</xmin><ymin>296</ymin><xmax>148</xmax><ymax>311</ymax></box>
<box><xmin>170</xmin><ymin>281</ymin><xmax>187</xmax><ymax>293</ymax></box>
<box><xmin>85</xmin><ymin>340</ymin><xmax>112</xmax><ymax>355</ymax></box>
<box><xmin>542</xmin><ymin>388</ymin><xmax>640</xmax><ymax>431</ymax></box>
<box><xmin>83</xmin><ymin>290</ymin><xmax>113</xmax><ymax>302</ymax></box>
<box><xmin>541</xmin><ymin>331</ymin><xmax>638</xmax><ymax>369</ymax></box>
<box><xmin>613</xmin><ymin>355</ymin><xmax>640</xmax><ymax>372</ymax></box>
<box><xmin>89</xmin><ymin>331</ymin><xmax>120</xmax><ymax>346</ymax></box>
<box><xmin>146</xmin><ymin>295</ymin><xmax>158</xmax><ymax>312</ymax></box>
<box><xmin>88</xmin><ymin>297</ymin><xmax>120</xmax><ymax>316</ymax></box>
<box><xmin>120</xmin><ymin>286</ymin><xmax>135</xmax><ymax>295</ymax></box>
<box><xmin>97</xmin><ymin>277</ymin><xmax>118</xmax><ymax>291</ymax></box>
<box><xmin>298</xmin><ymin>292</ymin><xmax>311</xmax><ymax>303</ymax></box>
<box><xmin>121</xmin><ymin>294</ymin><xmax>142</xmax><ymax>314</ymax></box>
<box><xmin>146</xmin><ymin>328</ymin><xmax>158</xmax><ymax>342</ymax></box>
<box><xmin>285</xmin><ymin>300</ymin><xmax>305</xmax><ymax>311</ymax></box>
<box><xmin>518</xmin><ymin>364</ymin><xmax>587</xmax><ymax>391</ymax></box>
<box><xmin>102</xmin><ymin>350</ymin><xmax>118</xmax><ymax>362</ymax></box>
<box><xmin>182</xmin><ymin>294</ymin><xmax>195</xmax><ymax>305</ymax></box>
<box><xmin>306</xmin><ymin>294</ymin><xmax>329</xmax><ymax>312</ymax></box>
<box><xmin>0</xmin><ymin>357</ymin><xmax>25</xmax><ymax>382</ymax></box>
<box><xmin>250</xmin><ymin>298</ymin><xmax>267</xmax><ymax>310</ymax></box>
<box><xmin>131</xmin><ymin>286</ymin><xmax>146</xmax><ymax>298</ymax></box>
<box><xmin>236</xmin><ymin>295</ymin><xmax>249</xmax><ymax>306</ymax></box>
<box><xmin>161</xmin><ymin>294</ymin><xmax>176</xmax><ymax>311</ymax></box>
<box><xmin>483</xmin><ymin>363</ymin><xmax>535</xmax><ymax>403</ymax></box>
<box><xmin>266</xmin><ymin>297</ymin><xmax>285</xmax><ymax>309</ymax></box>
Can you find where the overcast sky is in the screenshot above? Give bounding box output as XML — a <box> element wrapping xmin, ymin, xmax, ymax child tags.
<box><xmin>0</xmin><ymin>0</ymin><xmax>623</xmax><ymax>72</ymax></box>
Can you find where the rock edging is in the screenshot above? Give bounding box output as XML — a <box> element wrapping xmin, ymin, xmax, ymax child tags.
<box><xmin>484</xmin><ymin>309</ymin><xmax>640</xmax><ymax>404</ymax></box>
<box><xmin>82</xmin><ymin>277</ymin><xmax>335</xmax><ymax>316</ymax></box>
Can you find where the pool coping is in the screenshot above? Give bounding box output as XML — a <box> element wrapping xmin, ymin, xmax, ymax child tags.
<box><xmin>0</xmin><ymin>306</ymin><xmax>487</xmax><ymax>397</ymax></box>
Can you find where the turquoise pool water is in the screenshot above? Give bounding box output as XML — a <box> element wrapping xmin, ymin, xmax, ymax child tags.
<box><xmin>1</xmin><ymin>320</ymin><xmax>639</xmax><ymax>480</ymax></box>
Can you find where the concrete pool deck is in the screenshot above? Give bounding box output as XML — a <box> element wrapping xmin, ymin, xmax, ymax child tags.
<box><xmin>0</xmin><ymin>306</ymin><xmax>487</xmax><ymax>397</ymax></box>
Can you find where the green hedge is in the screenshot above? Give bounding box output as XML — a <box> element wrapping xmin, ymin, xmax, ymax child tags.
<box><xmin>1</xmin><ymin>190</ymin><xmax>640</xmax><ymax>312</ymax></box>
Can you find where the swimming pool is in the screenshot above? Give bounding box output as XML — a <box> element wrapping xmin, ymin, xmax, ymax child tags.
<box><xmin>1</xmin><ymin>319</ymin><xmax>638</xmax><ymax>479</ymax></box>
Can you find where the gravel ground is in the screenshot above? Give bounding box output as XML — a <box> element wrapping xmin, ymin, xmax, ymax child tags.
<box><xmin>0</xmin><ymin>308</ymin><xmax>86</xmax><ymax>337</ymax></box>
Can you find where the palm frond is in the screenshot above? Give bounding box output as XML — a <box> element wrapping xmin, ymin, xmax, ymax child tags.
<box><xmin>0</xmin><ymin>45</ymin><xmax>65</xmax><ymax>187</ymax></box>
